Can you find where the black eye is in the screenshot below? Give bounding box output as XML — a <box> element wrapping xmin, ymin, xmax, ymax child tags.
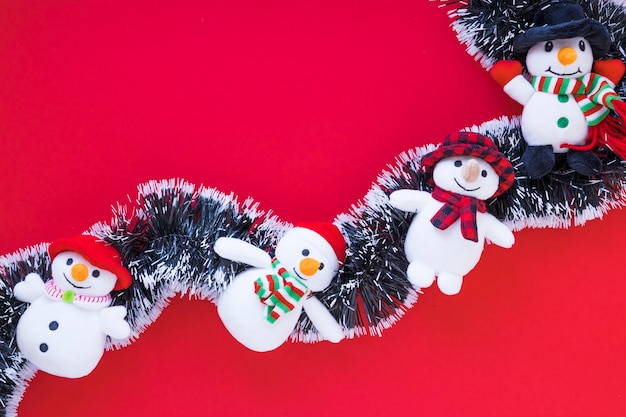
<box><xmin>579</xmin><ymin>40</ymin><xmax>586</xmax><ymax>51</ymax></box>
<box><xmin>454</xmin><ymin>160</ymin><xmax>462</xmax><ymax>167</ymax></box>
<box><xmin>481</xmin><ymin>170</ymin><xmax>488</xmax><ymax>177</ymax></box>
<box><xmin>545</xmin><ymin>41</ymin><xmax>553</xmax><ymax>52</ymax></box>
<box><xmin>302</xmin><ymin>249</ymin><xmax>310</xmax><ymax>256</ymax></box>
<box><xmin>319</xmin><ymin>263</ymin><xmax>324</xmax><ymax>270</ymax></box>
<box><xmin>92</xmin><ymin>270</ymin><xmax>100</xmax><ymax>278</ymax></box>
<box><xmin>66</xmin><ymin>258</ymin><xmax>73</xmax><ymax>266</ymax></box>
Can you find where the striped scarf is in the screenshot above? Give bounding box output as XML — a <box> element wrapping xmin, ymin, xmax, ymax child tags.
<box><xmin>45</xmin><ymin>280</ymin><xmax>112</xmax><ymax>310</ymax></box>
<box><xmin>531</xmin><ymin>73</ymin><xmax>622</xmax><ymax>126</ymax></box>
<box><xmin>254</xmin><ymin>258</ymin><xmax>309</xmax><ymax>323</ymax></box>
<box><xmin>430</xmin><ymin>187</ymin><xmax>487</xmax><ymax>243</ymax></box>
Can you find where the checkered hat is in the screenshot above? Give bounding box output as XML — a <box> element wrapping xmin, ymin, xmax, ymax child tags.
<box><xmin>421</xmin><ymin>131</ymin><xmax>515</xmax><ymax>197</ymax></box>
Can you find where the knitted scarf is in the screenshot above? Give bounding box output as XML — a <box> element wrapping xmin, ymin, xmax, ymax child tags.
<box><xmin>254</xmin><ymin>258</ymin><xmax>309</xmax><ymax>323</ymax></box>
<box><xmin>430</xmin><ymin>187</ymin><xmax>486</xmax><ymax>242</ymax></box>
<box><xmin>45</xmin><ymin>279</ymin><xmax>112</xmax><ymax>310</ymax></box>
<box><xmin>531</xmin><ymin>73</ymin><xmax>621</xmax><ymax>126</ymax></box>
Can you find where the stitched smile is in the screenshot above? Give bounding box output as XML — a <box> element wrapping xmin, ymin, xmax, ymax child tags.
<box><xmin>63</xmin><ymin>273</ymin><xmax>90</xmax><ymax>289</ymax></box>
<box><xmin>454</xmin><ymin>178</ymin><xmax>480</xmax><ymax>192</ymax></box>
<box><xmin>546</xmin><ymin>67</ymin><xmax>582</xmax><ymax>77</ymax></box>
<box><xmin>292</xmin><ymin>268</ymin><xmax>308</xmax><ymax>281</ymax></box>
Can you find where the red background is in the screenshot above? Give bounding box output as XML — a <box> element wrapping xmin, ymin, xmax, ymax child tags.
<box><xmin>2</xmin><ymin>1</ymin><xmax>626</xmax><ymax>416</ymax></box>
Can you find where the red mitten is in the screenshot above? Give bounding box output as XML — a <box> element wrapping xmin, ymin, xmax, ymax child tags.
<box><xmin>593</xmin><ymin>59</ymin><xmax>626</xmax><ymax>85</ymax></box>
<box><xmin>490</xmin><ymin>60</ymin><xmax>523</xmax><ymax>87</ymax></box>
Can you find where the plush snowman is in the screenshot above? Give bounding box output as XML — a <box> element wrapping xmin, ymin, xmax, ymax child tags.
<box><xmin>389</xmin><ymin>132</ymin><xmax>516</xmax><ymax>295</ymax></box>
<box><xmin>214</xmin><ymin>222</ymin><xmax>346</xmax><ymax>352</ymax></box>
<box><xmin>14</xmin><ymin>235</ymin><xmax>132</xmax><ymax>378</ymax></box>
<box><xmin>491</xmin><ymin>0</ymin><xmax>626</xmax><ymax>179</ymax></box>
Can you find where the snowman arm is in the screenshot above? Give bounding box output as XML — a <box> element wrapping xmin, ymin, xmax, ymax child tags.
<box><xmin>99</xmin><ymin>305</ymin><xmax>131</xmax><ymax>340</ymax></box>
<box><xmin>389</xmin><ymin>189</ymin><xmax>431</xmax><ymax>213</ymax></box>
<box><xmin>483</xmin><ymin>214</ymin><xmax>515</xmax><ymax>248</ymax></box>
<box><xmin>13</xmin><ymin>272</ymin><xmax>46</xmax><ymax>303</ymax></box>
<box><xmin>302</xmin><ymin>296</ymin><xmax>344</xmax><ymax>343</ymax></box>
<box><xmin>214</xmin><ymin>237</ymin><xmax>272</xmax><ymax>269</ymax></box>
<box><xmin>502</xmin><ymin>75</ymin><xmax>534</xmax><ymax>106</ymax></box>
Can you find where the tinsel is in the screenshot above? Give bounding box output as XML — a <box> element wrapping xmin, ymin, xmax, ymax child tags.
<box><xmin>2</xmin><ymin>2</ymin><xmax>626</xmax><ymax>415</ymax></box>
<box><xmin>0</xmin><ymin>179</ymin><xmax>288</xmax><ymax>417</ymax></box>
<box><xmin>437</xmin><ymin>0</ymin><xmax>626</xmax><ymax>96</ymax></box>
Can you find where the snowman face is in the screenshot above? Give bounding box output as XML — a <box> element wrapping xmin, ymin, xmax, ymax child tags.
<box><xmin>274</xmin><ymin>228</ymin><xmax>339</xmax><ymax>292</ymax></box>
<box><xmin>432</xmin><ymin>156</ymin><xmax>500</xmax><ymax>200</ymax></box>
<box><xmin>525</xmin><ymin>36</ymin><xmax>594</xmax><ymax>78</ymax></box>
<box><xmin>51</xmin><ymin>251</ymin><xmax>118</xmax><ymax>297</ymax></box>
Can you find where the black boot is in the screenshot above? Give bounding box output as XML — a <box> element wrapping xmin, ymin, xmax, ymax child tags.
<box><xmin>520</xmin><ymin>145</ymin><xmax>555</xmax><ymax>179</ymax></box>
<box><xmin>566</xmin><ymin>150</ymin><xmax>602</xmax><ymax>176</ymax></box>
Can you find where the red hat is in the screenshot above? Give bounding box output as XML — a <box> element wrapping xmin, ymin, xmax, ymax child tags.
<box><xmin>48</xmin><ymin>235</ymin><xmax>133</xmax><ymax>291</ymax></box>
<box><xmin>296</xmin><ymin>222</ymin><xmax>346</xmax><ymax>264</ymax></box>
<box><xmin>421</xmin><ymin>131</ymin><xmax>515</xmax><ymax>198</ymax></box>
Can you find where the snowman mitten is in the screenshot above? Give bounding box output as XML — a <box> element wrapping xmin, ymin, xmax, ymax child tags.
<box><xmin>593</xmin><ymin>59</ymin><xmax>626</xmax><ymax>86</ymax></box>
<box><xmin>13</xmin><ymin>273</ymin><xmax>46</xmax><ymax>303</ymax></box>
<box><xmin>99</xmin><ymin>305</ymin><xmax>131</xmax><ymax>340</ymax></box>
<box><xmin>566</xmin><ymin>150</ymin><xmax>602</xmax><ymax>177</ymax></box>
<box><xmin>520</xmin><ymin>145</ymin><xmax>555</xmax><ymax>179</ymax></box>
<box><xmin>490</xmin><ymin>60</ymin><xmax>523</xmax><ymax>87</ymax></box>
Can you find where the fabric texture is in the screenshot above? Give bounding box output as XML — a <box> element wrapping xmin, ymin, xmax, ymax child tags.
<box><xmin>45</xmin><ymin>280</ymin><xmax>112</xmax><ymax>309</ymax></box>
<box><xmin>430</xmin><ymin>187</ymin><xmax>487</xmax><ymax>242</ymax></box>
<box><xmin>295</xmin><ymin>222</ymin><xmax>347</xmax><ymax>264</ymax></box>
<box><xmin>531</xmin><ymin>73</ymin><xmax>621</xmax><ymax>126</ymax></box>
<box><xmin>48</xmin><ymin>235</ymin><xmax>133</xmax><ymax>291</ymax></box>
<box><xmin>254</xmin><ymin>258</ymin><xmax>310</xmax><ymax>323</ymax></box>
<box><xmin>513</xmin><ymin>0</ymin><xmax>611</xmax><ymax>59</ymax></box>
<box><xmin>421</xmin><ymin>131</ymin><xmax>515</xmax><ymax>198</ymax></box>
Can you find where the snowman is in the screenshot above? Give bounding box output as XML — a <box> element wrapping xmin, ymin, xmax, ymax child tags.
<box><xmin>389</xmin><ymin>132</ymin><xmax>516</xmax><ymax>295</ymax></box>
<box><xmin>14</xmin><ymin>235</ymin><xmax>132</xmax><ymax>378</ymax></box>
<box><xmin>214</xmin><ymin>222</ymin><xmax>346</xmax><ymax>352</ymax></box>
<box><xmin>490</xmin><ymin>0</ymin><xmax>626</xmax><ymax>179</ymax></box>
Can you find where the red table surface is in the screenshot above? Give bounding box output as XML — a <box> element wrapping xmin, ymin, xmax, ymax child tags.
<box><xmin>1</xmin><ymin>1</ymin><xmax>625</xmax><ymax>416</ymax></box>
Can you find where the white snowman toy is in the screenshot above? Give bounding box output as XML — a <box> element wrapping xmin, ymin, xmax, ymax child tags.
<box><xmin>491</xmin><ymin>0</ymin><xmax>626</xmax><ymax>179</ymax></box>
<box><xmin>214</xmin><ymin>222</ymin><xmax>346</xmax><ymax>352</ymax></box>
<box><xmin>389</xmin><ymin>132</ymin><xmax>516</xmax><ymax>295</ymax></box>
<box><xmin>14</xmin><ymin>235</ymin><xmax>132</xmax><ymax>378</ymax></box>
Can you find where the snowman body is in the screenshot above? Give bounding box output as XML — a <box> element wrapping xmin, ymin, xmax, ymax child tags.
<box><xmin>404</xmin><ymin>197</ymin><xmax>492</xmax><ymax>276</ymax></box>
<box><xmin>521</xmin><ymin>90</ymin><xmax>589</xmax><ymax>151</ymax></box>
<box><xmin>16</xmin><ymin>296</ymin><xmax>108</xmax><ymax>378</ymax></box>
<box><xmin>217</xmin><ymin>268</ymin><xmax>305</xmax><ymax>352</ymax></box>
<box><xmin>215</xmin><ymin>225</ymin><xmax>345</xmax><ymax>352</ymax></box>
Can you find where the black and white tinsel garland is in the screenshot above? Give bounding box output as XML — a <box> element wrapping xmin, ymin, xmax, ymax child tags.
<box><xmin>0</xmin><ymin>179</ymin><xmax>288</xmax><ymax>417</ymax></box>
<box><xmin>3</xmin><ymin>122</ymin><xmax>626</xmax><ymax>416</ymax></box>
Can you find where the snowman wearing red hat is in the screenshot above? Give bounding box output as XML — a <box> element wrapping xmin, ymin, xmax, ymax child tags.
<box><xmin>491</xmin><ymin>0</ymin><xmax>626</xmax><ymax>179</ymax></box>
<box><xmin>390</xmin><ymin>132</ymin><xmax>515</xmax><ymax>295</ymax></box>
<box><xmin>214</xmin><ymin>222</ymin><xmax>346</xmax><ymax>352</ymax></box>
<box><xmin>14</xmin><ymin>235</ymin><xmax>132</xmax><ymax>378</ymax></box>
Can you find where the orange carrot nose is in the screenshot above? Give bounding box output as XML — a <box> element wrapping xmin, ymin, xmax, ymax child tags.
<box><xmin>71</xmin><ymin>263</ymin><xmax>89</xmax><ymax>282</ymax></box>
<box><xmin>558</xmin><ymin>47</ymin><xmax>577</xmax><ymax>66</ymax></box>
<box><xmin>462</xmin><ymin>159</ymin><xmax>480</xmax><ymax>183</ymax></box>
<box><xmin>299</xmin><ymin>257</ymin><xmax>321</xmax><ymax>277</ymax></box>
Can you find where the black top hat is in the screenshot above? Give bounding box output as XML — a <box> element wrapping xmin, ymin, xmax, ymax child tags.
<box><xmin>513</xmin><ymin>0</ymin><xmax>611</xmax><ymax>59</ymax></box>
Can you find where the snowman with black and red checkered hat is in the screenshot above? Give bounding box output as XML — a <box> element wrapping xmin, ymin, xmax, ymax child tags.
<box><xmin>390</xmin><ymin>131</ymin><xmax>515</xmax><ymax>295</ymax></box>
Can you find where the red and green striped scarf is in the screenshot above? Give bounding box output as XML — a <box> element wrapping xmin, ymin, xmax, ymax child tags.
<box><xmin>254</xmin><ymin>258</ymin><xmax>309</xmax><ymax>323</ymax></box>
<box><xmin>531</xmin><ymin>73</ymin><xmax>622</xmax><ymax>126</ymax></box>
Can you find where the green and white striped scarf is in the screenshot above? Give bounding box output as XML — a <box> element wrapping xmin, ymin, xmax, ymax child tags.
<box><xmin>531</xmin><ymin>73</ymin><xmax>623</xmax><ymax>126</ymax></box>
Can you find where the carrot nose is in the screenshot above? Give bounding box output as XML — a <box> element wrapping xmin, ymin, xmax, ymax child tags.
<box><xmin>558</xmin><ymin>47</ymin><xmax>577</xmax><ymax>66</ymax></box>
<box><xmin>71</xmin><ymin>263</ymin><xmax>89</xmax><ymax>282</ymax></box>
<box><xmin>462</xmin><ymin>159</ymin><xmax>480</xmax><ymax>183</ymax></box>
<box><xmin>299</xmin><ymin>257</ymin><xmax>321</xmax><ymax>277</ymax></box>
